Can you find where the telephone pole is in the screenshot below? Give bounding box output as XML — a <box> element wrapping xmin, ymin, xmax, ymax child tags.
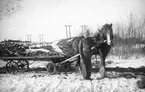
<box><xmin>26</xmin><ymin>34</ymin><xmax>32</xmax><ymax>47</ymax></box>
<box><xmin>26</xmin><ymin>34</ymin><xmax>32</xmax><ymax>42</ymax></box>
<box><xmin>65</xmin><ymin>25</ymin><xmax>72</xmax><ymax>38</ymax></box>
<box><xmin>68</xmin><ymin>25</ymin><xmax>71</xmax><ymax>38</ymax></box>
<box><xmin>81</xmin><ymin>25</ymin><xmax>84</xmax><ymax>35</ymax></box>
<box><xmin>39</xmin><ymin>34</ymin><xmax>44</xmax><ymax>47</ymax></box>
<box><xmin>80</xmin><ymin>25</ymin><xmax>87</xmax><ymax>35</ymax></box>
<box><xmin>39</xmin><ymin>34</ymin><xmax>44</xmax><ymax>43</ymax></box>
<box><xmin>65</xmin><ymin>25</ymin><xmax>68</xmax><ymax>38</ymax></box>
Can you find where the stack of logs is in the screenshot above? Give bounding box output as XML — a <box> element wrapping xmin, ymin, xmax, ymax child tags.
<box><xmin>0</xmin><ymin>41</ymin><xmax>29</xmax><ymax>57</ymax></box>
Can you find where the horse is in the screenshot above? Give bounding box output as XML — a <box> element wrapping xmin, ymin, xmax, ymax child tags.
<box><xmin>72</xmin><ymin>23</ymin><xmax>113</xmax><ymax>79</ymax></box>
<box><xmin>94</xmin><ymin>23</ymin><xmax>114</xmax><ymax>78</ymax></box>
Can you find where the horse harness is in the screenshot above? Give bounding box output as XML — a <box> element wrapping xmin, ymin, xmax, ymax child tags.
<box><xmin>91</xmin><ymin>31</ymin><xmax>113</xmax><ymax>52</ymax></box>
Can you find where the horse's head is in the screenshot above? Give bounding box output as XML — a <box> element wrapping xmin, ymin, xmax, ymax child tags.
<box><xmin>98</xmin><ymin>23</ymin><xmax>114</xmax><ymax>46</ymax></box>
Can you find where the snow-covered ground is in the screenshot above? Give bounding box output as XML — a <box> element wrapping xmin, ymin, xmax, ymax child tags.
<box><xmin>26</xmin><ymin>48</ymin><xmax>50</xmax><ymax>53</ymax></box>
<box><xmin>0</xmin><ymin>72</ymin><xmax>145</xmax><ymax>92</ymax></box>
<box><xmin>105</xmin><ymin>56</ymin><xmax>145</xmax><ymax>68</ymax></box>
<box><xmin>0</xmin><ymin>57</ymin><xmax>145</xmax><ymax>92</ymax></box>
<box><xmin>106</xmin><ymin>59</ymin><xmax>145</xmax><ymax>68</ymax></box>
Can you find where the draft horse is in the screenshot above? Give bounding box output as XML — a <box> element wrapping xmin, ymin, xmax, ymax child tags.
<box><xmin>72</xmin><ymin>23</ymin><xmax>114</xmax><ymax>79</ymax></box>
<box><xmin>94</xmin><ymin>23</ymin><xmax>114</xmax><ymax>78</ymax></box>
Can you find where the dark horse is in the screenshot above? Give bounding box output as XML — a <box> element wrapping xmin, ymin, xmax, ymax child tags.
<box><xmin>72</xmin><ymin>23</ymin><xmax>114</xmax><ymax>79</ymax></box>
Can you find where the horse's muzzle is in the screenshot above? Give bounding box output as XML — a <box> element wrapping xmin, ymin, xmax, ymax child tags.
<box><xmin>104</xmin><ymin>40</ymin><xmax>114</xmax><ymax>46</ymax></box>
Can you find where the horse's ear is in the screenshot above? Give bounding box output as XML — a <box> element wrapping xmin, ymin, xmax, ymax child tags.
<box><xmin>110</xmin><ymin>23</ymin><xmax>112</xmax><ymax>27</ymax></box>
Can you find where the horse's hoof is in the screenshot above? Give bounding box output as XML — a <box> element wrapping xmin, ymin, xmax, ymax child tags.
<box><xmin>99</xmin><ymin>67</ymin><xmax>106</xmax><ymax>77</ymax></box>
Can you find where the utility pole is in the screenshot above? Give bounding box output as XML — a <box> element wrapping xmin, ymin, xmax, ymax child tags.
<box><xmin>81</xmin><ymin>25</ymin><xmax>84</xmax><ymax>35</ymax></box>
<box><xmin>39</xmin><ymin>34</ymin><xmax>44</xmax><ymax>43</ymax></box>
<box><xmin>26</xmin><ymin>34</ymin><xmax>32</xmax><ymax>42</ymax></box>
<box><xmin>26</xmin><ymin>34</ymin><xmax>32</xmax><ymax>48</ymax></box>
<box><xmin>39</xmin><ymin>34</ymin><xmax>44</xmax><ymax>46</ymax></box>
<box><xmin>65</xmin><ymin>25</ymin><xmax>68</xmax><ymax>38</ymax></box>
<box><xmin>65</xmin><ymin>25</ymin><xmax>72</xmax><ymax>38</ymax></box>
<box><xmin>80</xmin><ymin>25</ymin><xmax>87</xmax><ymax>35</ymax></box>
<box><xmin>68</xmin><ymin>25</ymin><xmax>72</xmax><ymax>38</ymax></box>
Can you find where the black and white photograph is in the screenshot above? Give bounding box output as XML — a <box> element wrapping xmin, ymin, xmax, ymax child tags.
<box><xmin>0</xmin><ymin>0</ymin><xmax>145</xmax><ymax>92</ymax></box>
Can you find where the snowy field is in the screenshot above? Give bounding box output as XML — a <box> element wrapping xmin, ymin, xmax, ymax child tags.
<box><xmin>0</xmin><ymin>72</ymin><xmax>145</xmax><ymax>92</ymax></box>
<box><xmin>0</xmin><ymin>57</ymin><xmax>145</xmax><ymax>92</ymax></box>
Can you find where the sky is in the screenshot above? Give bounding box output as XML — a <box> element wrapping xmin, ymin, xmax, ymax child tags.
<box><xmin>0</xmin><ymin>0</ymin><xmax>145</xmax><ymax>42</ymax></box>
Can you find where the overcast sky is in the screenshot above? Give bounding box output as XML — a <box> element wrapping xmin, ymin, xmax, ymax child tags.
<box><xmin>0</xmin><ymin>0</ymin><xmax>145</xmax><ymax>42</ymax></box>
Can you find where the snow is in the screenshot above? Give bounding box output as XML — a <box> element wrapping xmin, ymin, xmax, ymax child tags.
<box><xmin>0</xmin><ymin>73</ymin><xmax>145</xmax><ymax>92</ymax></box>
<box><xmin>109</xmin><ymin>60</ymin><xmax>145</xmax><ymax>68</ymax></box>
<box><xmin>26</xmin><ymin>48</ymin><xmax>50</xmax><ymax>53</ymax></box>
<box><xmin>67</xmin><ymin>38</ymin><xmax>75</xmax><ymax>42</ymax></box>
<box><xmin>102</xmin><ymin>56</ymin><xmax>145</xmax><ymax>68</ymax></box>
<box><xmin>50</xmin><ymin>40</ymin><xmax>64</xmax><ymax>54</ymax></box>
<box><xmin>0</xmin><ymin>56</ymin><xmax>145</xmax><ymax>92</ymax></box>
<box><xmin>0</xmin><ymin>60</ymin><xmax>7</xmax><ymax>67</ymax></box>
<box><xmin>0</xmin><ymin>56</ymin><xmax>145</xmax><ymax>68</ymax></box>
<box><xmin>29</xmin><ymin>61</ymin><xmax>48</xmax><ymax>68</ymax></box>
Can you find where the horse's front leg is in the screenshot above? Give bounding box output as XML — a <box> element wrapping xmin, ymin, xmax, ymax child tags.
<box><xmin>94</xmin><ymin>55</ymin><xmax>99</xmax><ymax>68</ymax></box>
<box><xmin>98</xmin><ymin>49</ymin><xmax>106</xmax><ymax>78</ymax></box>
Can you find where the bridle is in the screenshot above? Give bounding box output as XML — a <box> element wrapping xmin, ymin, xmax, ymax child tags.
<box><xmin>91</xmin><ymin>29</ymin><xmax>113</xmax><ymax>50</ymax></box>
<box><xmin>99</xmin><ymin>28</ymin><xmax>114</xmax><ymax>46</ymax></box>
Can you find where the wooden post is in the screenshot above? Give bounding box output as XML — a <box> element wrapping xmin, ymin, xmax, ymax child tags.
<box><xmin>65</xmin><ymin>25</ymin><xmax>72</xmax><ymax>38</ymax></box>
<box><xmin>60</xmin><ymin>54</ymin><xmax>80</xmax><ymax>64</ymax></box>
<box><xmin>68</xmin><ymin>25</ymin><xmax>72</xmax><ymax>38</ymax></box>
<box><xmin>81</xmin><ymin>25</ymin><xmax>84</xmax><ymax>35</ymax></box>
<box><xmin>65</xmin><ymin>25</ymin><xmax>68</xmax><ymax>38</ymax></box>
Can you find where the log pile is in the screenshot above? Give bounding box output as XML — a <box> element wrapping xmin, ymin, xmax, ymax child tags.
<box><xmin>57</xmin><ymin>37</ymin><xmax>76</xmax><ymax>57</ymax></box>
<box><xmin>26</xmin><ymin>48</ymin><xmax>62</xmax><ymax>57</ymax></box>
<box><xmin>0</xmin><ymin>41</ymin><xmax>28</xmax><ymax>57</ymax></box>
<box><xmin>0</xmin><ymin>38</ymin><xmax>77</xmax><ymax>57</ymax></box>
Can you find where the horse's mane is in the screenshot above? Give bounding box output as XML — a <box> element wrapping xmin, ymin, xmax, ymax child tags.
<box><xmin>93</xmin><ymin>23</ymin><xmax>113</xmax><ymax>41</ymax></box>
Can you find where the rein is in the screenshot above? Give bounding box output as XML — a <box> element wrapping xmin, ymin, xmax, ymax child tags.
<box><xmin>91</xmin><ymin>31</ymin><xmax>113</xmax><ymax>51</ymax></box>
